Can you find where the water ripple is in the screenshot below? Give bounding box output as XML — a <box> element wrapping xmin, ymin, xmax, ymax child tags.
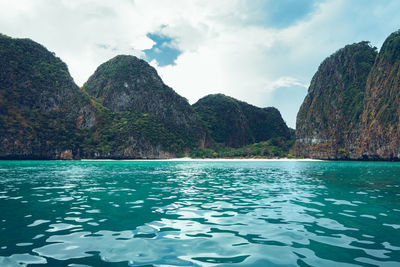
<box><xmin>0</xmin><ymin>161</ymin><xmax>399</xmax><ymax>266</ymax></box>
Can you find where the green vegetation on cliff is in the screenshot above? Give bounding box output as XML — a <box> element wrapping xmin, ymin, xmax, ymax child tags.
<box><xmin>380</xmin><ymin>30</ymin><xmax>400</xmax><ymax>64</ymax></box>
<box><xmin>0</xmin><ymin>35</ymin><xmax>200</xmax><ymax>159</ymax></box>
<box><xmin>82</xmin><ymin>55</ymin><xmax>206</xmax><ymax>154</ymax></box>
<box><xmin>193</xmin><ymin>94</ymin><xmax>292</xmax><ymax>148</ymax></box>
<box><xmin>0</xmin><ymin>34</ymin><xmax>90</xmax><ymax>159</ymax></box>
<box><xmin>295</xmin><ymin>29</ymin><xmax>400</xmax><ymax>160</ymax></box>
<box><xmin>295</xmin><ymin>41</ymin><xmax>377</xmax><ymax>159</ymax></box>
<box><xmin>190</xmin><ymin>137</ymin><xmax>294</xmax><ymax>159</ymax></box>
<box><xmin>359</xmin><ymin>30</ymin><xmax>400</xmax><ymax>159</ymax></box>
<box><xmin>0</xmin><ymin>34</ymin><xmax>293</xmax><ymax>159</ymax></box>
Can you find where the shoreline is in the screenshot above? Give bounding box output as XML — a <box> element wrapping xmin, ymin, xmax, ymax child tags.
<box><xmin>80</xmin><ymin>157</ymin><xmax>324</xmax><ymax>162</ymax></box>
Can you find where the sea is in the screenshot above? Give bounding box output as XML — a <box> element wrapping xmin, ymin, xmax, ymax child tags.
<box><xmin>0</xmin><ymin>160</ymin><xmax>399</xmax><ymax>266</ymax></box>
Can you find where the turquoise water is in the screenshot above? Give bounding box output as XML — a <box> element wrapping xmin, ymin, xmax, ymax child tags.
<box><xmin>0</xmin><ymin>161</ymin><xmax>399</xmax><ymax>266</ymax></box>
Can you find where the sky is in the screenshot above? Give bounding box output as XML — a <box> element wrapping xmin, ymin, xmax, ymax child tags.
<box><xmin>1</xmin><ymin>0</ymin><xmax>400</xmax><ymax>128</ymax></box>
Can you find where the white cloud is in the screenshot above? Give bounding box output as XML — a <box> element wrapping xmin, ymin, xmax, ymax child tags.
<box><xmin>270</xmin><ymin>77</ymin><xmax>309</xmax><ymax>90</ymax></box>
<box><xmin>0</xmin><ymin>0</ymin><xmax>400</xmax><ymax>127</ymax></box>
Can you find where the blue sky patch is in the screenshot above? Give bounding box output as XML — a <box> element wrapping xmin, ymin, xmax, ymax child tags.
<box><xmin>143</xmin><ymin>33</ymin><xmax>182</xmax><ymax>66</ymax></box>
<box><xmin>242</xmin><ymin>0</ymin><xmax>318</xmax><ymax>28</ymax></box>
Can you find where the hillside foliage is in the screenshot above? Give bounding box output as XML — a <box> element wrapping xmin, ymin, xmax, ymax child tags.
<box><xmin>0</xmin><ymin>34</ymin><xmax>294</xmax><ymax>159</ymax></box>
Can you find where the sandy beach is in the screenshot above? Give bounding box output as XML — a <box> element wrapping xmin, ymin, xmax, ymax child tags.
<box><xmin>81</xmin><ymin>158</ymin><xmax>323</xmax><ymax>162</ymax></box>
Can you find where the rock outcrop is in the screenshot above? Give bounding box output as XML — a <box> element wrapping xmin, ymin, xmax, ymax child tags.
<box><xmin>82</xmin><ymin>55</ymin><xmax>207</xmax><ymax>158</ymax></box>
<box><xmin>0</xmin><ymin>35</ymin><xmax>207</xmax><ymax>159</ymax></box>
<box><xmin>193</xmin><ymin>94</ymin><xmax>292</xmax><ymax>148</ymax></box>
<box><xmin>359</xmin><ymin>30</ymin><xmax>400</xmax><ymax>160</ymax></box>
<box><xmin>295</xmin><ymin>30</ymin><xmax>400</xmax><ymax>160</ymax></box>
<box><xmin>0</xmin><ymin>33</ymin><xmax>297</xmax><ymax>160</ymax></box>
<box><xmin>294</xmin><ymin>42</ymin><xmax>377</xmax><ymax>159</ymax></box>
<box><xmin>0</xmin><ymin>34</ymin><xmax>90</xmax><ymax>159</ymax></box>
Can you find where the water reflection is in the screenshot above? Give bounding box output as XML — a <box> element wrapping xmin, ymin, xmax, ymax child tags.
<box><xmin>0</xmin><ymin>161</ymin><xmax>399</xmax><ymax>266</ymax></box>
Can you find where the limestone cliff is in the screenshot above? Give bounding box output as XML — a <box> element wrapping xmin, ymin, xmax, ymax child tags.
<box><xmin>359</xmin><ymin>30</ymin><xmax>400</xmax><ymax>160</ymax></box>
<box><xmin>193</xmin><ymin>94</ymin><xmax>291</xmax><ymax>148</ymax></box>
<box><xmin>0</xmin><ymin>34</ymin><xmax>90</xmax><ymax>159</ymax></box>
<box><xmin>0</xmin><ymin>34</ymin><xmax>295</xmax><ymax>159</ymax></box>
<box><xmin>294</xmin><ymin>42</ymin><xmax>377</xmax><ymax>159</ymax></box>
<box><xmin>82</xmin><ymin>55</ymin><xmax>207</xmax><ymax>157</ymax></box>
<box><xmin>0</xmin><ymin>35</ymin><xmax>205</xmax><ymax>159</ymax></box>
<box><xmin>295</xmin><ymin>30</ymin><xmax>400</xmax><ymax>160</ymax></box>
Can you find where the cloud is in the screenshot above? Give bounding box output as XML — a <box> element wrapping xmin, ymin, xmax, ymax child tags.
<box><xmin>155</xmin><ymin>0</ymin><xmax>400</xmax><ymax>127</ymax></box>
<box><xmin>0</xmin><ymin>0</ymin><xmax>400</xmax><ymax>128</ymax></box>
<box><xmin>270</xmin><ymin>77</ymin><xmax>309</xmax><ymax>90</ymax></box>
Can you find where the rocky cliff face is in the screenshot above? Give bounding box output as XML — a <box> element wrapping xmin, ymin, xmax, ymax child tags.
<box><xmin>0</xmin><ymin>34</ymin><xmax>293</xmax><ymax>159</ymax></box>
<box><xmin>193</xmin><ymin>94</ymin><xmax>291</xmax><ymax>148</ymax></box>
<box><xmin>82</xmin><ymin>55</ymin><xmax>207</xmax><ymax>157</ymax></box>
<box><xmin>295</xmin><ymin>30</ymin><xmax>400</xmax><ymax>160</ymax></box>
<box><xmin>0</xmin><ymin>34</ymin><xmax>91</xmax><ymax>159</ymax></box>
<box><xmin>0</xmin><ymin>35</ymin><xmax>205</xmax><ymax>159</ymax></box>
<box><xmin>294</xmin><ymin>42</ymin><xmax>377</xmax><ymax>159</ymax></box>
<box><xmin>359</xmin><ymin>30</ymin><xmax>400</xmax><ymax>160</ymax></box>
